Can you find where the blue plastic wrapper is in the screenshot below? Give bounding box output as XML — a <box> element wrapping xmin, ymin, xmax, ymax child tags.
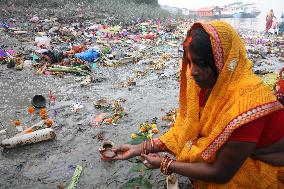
<box><xmin>75</xmin><ymin>50</ymin><xmax>100</xmax><ymax>62</ymax></box>
<box><xmin>0</xmin><ymin>49</ymin><xmax>7</xmax><ymax>57</ymax></box>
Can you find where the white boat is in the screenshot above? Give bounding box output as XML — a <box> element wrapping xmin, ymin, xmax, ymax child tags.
<box><xmin>220</xmin><ymin>2</ymin><xmax>261</xmax><ymax>18</ymax></box>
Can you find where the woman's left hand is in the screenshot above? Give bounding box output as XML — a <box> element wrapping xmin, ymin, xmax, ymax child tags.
<box><xmin>141</xmin><ymin>153</ymin><xmax>162</xmax><ymax>169</ymax></box>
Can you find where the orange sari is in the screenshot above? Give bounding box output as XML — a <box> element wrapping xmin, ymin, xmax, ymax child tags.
<box><xmin>159</xmin><ymin>21</ymin><xmax>284</xmax><ymax>188</ymax></box>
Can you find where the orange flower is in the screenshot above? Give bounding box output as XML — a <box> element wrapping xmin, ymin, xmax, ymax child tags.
<box><xmin>28</xmin><ymin>106</ymin><xmax>35</xmax><ymax>114</ymax></box>
<box><xmin>40</xmin><ymin>108</ymin><xmax>46</xmax><ymax>115</ymax></box>
<box><xmin>104</xmin><ymin>118</ymin><xmax>113</xmax><ymax>124</ymax></box>
<box><xmin>13</xmin><ymin>120</ymin><xmax>21</xmax><ymax>126</ymax></box>
<box><xmin>41</xmin><ymin>113</ymin><xmax>47</xmax><ymax>120</ymax></box>
<box><xmin>161</xmin><ymin>116</ymin><xmax>167</xmax><ymax>121</ymax></box>
<box><xmin>152</xmin><ymin>128</ymin><xmax>159</xmax><ymax>134</ymax></box>
<box><xmin>44</xmin><ymin>119</ymin><xmax>53</xmax><ymax>127</ymax></box>
<box><xmin>140</xmin><ymin>126</ymin><xmax>147</xmax><ymax>132</ymax></box>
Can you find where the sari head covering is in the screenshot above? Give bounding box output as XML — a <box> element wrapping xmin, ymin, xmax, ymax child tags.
<box><xmin>160</xmin><ymin>21</ymin><xmax>283</xmax><ymax>162</ymax></box>
<box><xmin>159</xmin><ymin>20</ymin><xmax>284</xmax><ymax>188</ymax></box>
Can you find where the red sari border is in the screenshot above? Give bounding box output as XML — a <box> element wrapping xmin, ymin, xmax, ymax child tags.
<box><xmin>202</xmin><ymin>24</ymin><xmax>224</xmax><ymax>73</ymax></box>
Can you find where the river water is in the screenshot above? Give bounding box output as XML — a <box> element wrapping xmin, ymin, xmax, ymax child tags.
<box><xmin>221</xmin><ymin>17</ymin><xmax>265</xmax><ymax>32</ymax></box>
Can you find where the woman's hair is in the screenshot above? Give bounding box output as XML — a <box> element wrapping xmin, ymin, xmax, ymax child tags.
<box><xmin>187</xmin><ymin>27</ymin><xmax>217</xmax><ymax>76</ymax></box>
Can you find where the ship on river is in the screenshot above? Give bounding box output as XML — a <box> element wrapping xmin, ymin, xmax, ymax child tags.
<box><xmin>194</xmin><ymin>2</ymin><xmax>261</xmax><ymax>18</ymax></box>
<box><xmin>221</xmin><ymin>2</ymin><xmax>261</xmax><ymax>18</ymax></box>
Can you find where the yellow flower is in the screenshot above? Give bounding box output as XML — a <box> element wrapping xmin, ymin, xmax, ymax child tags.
<box><xmin>131</xmin><ymin>133</ymin><xmax>137</xmax><ymax>139</ymax></box>
<box><xmin>151</xmin><ymin>124</ymin><xmax>157</xmax><ymax>129</ymax></box>
<box><xmin>114</xmin><ymin>100</ymin><xmax>119</xmax><ymax>108</ymax></box>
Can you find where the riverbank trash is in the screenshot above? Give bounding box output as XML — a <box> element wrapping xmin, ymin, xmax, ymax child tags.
<box><xmin>166</xmin><ymin>175</ymin><xmax>179</xmax><ymax>189</ymax></box>
<box><xmin>0</xmin><ymin>128</ymin><xmax>56</xmax><ymax>149</ymax></box>
<box><xmin>32</xmin><ymin>95</ymin><xmax>47</xmax><ymax>108</ymax></box>
<box><xmin>14</xmin><ymin>120</ymin><xmax>52</xmax><ymax>136</ymax></box>
<box><xmin>35</xmin><ymin>36</ymin><xmax>51</xmax><ymax>48</ymax></box>
<box><xmin>75</xmin><ymin>49</ymin><xmax>99</xmax><ymax>62</ymax></box>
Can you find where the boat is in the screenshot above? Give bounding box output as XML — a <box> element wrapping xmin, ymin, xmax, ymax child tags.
<box><xmin>220</xmin><ymin>2</ymin><xmax>261</xmax><ymax>18</ymax></box>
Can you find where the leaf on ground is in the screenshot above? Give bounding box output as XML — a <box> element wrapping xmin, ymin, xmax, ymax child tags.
<box><xmin>122</xmin><ymin>176</ymin><xmax>152</xmax><ymax>189</ymax></box>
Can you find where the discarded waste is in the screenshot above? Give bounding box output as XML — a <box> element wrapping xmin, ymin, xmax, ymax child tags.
<box><xmin>1</xmin><ymin>128</ymin><xmax>56</xmax><ymax>148</ymax></box>
<box><xmin>67</xmin><ymin>165</ymin><xmax>83</xmax><ymax>189</ymax></box>
<box><xmin>75</xmin><ymin>49</ymin><xmax>99</xmax><ymax>62</ymax></box>
<box><xmin>31</xmin><ymin>95</ymin><xmax>47</xmax><ymax>108</ymax></box>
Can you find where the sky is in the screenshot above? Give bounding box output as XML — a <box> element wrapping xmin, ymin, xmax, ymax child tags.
<box><xmin>158</xmin><ymin>0</ymin><xmax>284</xmax><ymax>19</ymax></box>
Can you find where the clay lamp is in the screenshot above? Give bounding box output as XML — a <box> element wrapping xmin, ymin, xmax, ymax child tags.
<box><xmin>99</xmin><ymin>141</ymin><xmax>116</xmax><ymax>160</ymax></box>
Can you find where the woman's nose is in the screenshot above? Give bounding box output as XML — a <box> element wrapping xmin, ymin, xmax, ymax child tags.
<box><xmin>190</xmin><ymin>64</ymin><xmax>199</xmax><ymax>77</ymax></box>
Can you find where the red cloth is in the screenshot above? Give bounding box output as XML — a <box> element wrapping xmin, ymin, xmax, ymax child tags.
<box><xmin>199</xmin><ymin>90</ymin><xmax>284</xmax><ymax>148</ymax></box>
<box><xmin>229</xmin><ymin>109</ymin><xmax>284</xmax><ymax>148</ymax></box>
<box><xmin>199</xmin><ymin>89</ymin><xmax>206</xmax><ymax>107</ymax></box>
<box><xmin>266</xmin><ymin>19</ymin><xmax>273</xmax><ymax>32</ymax></box>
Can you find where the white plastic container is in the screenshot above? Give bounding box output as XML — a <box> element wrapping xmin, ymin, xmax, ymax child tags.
<box><xmin>1</xmin><ymin>128</ymin><xmax>56</xmax><ymax>148</ymax></box>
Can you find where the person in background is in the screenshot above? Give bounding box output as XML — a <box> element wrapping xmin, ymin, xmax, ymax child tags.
<box><xmin>266</xmin><ymin>9</ymin><xmax>276</xmax><ymax>33</ymax></box>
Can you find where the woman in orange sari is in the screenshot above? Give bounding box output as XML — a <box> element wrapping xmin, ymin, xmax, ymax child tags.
<box><xmin>106</xmin><ymin>21</ymin><xmax>284</xmax><ymax>188</ymax></box>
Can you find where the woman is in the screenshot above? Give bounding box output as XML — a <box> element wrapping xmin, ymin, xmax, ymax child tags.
<box><xmin>266</xmin><ymin>9</ymin><xmax>276</xmax><ymax>33</ymax></box>
<box><xmin>105</xmin><ymin>21</ymin><xmax>284</xmax><ymax>188</ymax></box>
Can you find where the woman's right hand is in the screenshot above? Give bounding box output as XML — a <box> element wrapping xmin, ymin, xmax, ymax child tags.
<box><xmin>111</xmin><ymin>144</ymin><xmax>141</xmax><ymax>160</ymax></box>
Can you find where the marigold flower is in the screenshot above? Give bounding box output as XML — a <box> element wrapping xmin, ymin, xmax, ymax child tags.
<box><xmin>28</xmin><ymin>106</ymin><xmax>35</xmax><ymax>114</ymax></box>
<box><xmin>44</xmin><ymin>119</ymin><xmax>53</xmax><ymax>127</ymax></box>
<box><xmin>13</xmin><ymin>120</ymin><xmax>21</xmax><ymax>126</ymax></box>
<box><xmin>104</xmin><ymin>118</ymin><xmax>113</xmax><ymax>124</ymax></box>
<box><xmin>152</xmin><ymin>128</ymin><xmax>159</xmax><ymax>134</ymax></box>
<box><xmin>41</xmin><ymin>113</ymin><xmax>47</xmax><ymax>120</ymax></box>
<box><xmin>40</xmin><ymin>108</ymin><xmax>46</xmax><ymax>115</ymax></box>
<box><xmin>131</xmin><ymin>133</ymin><xmax>137</xmax><ymax>139</ymax></box>
<box><xmin>161</xmin><ymin>116</ymin><xmax>167</xmax><ymax>121</ymax></box>
<box><xmin>140</xmin><ymin>126</ymin><xmax>147</xmax><ymax>132</ymax></box>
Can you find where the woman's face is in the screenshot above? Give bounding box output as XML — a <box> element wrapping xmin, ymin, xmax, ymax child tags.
<box><xmin>186</xmin><ymin>50</ymin><xmax>217</xmax><ymax>89</ymax></box>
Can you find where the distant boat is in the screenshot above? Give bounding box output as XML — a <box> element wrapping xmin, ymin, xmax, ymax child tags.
<box><xmin>220</xmin><ymin>2</ymin><xmax>261</xmax><ymax>18</ymax></box>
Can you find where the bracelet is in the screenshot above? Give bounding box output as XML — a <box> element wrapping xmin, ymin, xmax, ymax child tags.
<box><xmin>141</xmin><ymin>139</ymin><xmax>166</xmax><ymax>155</ymax></box>
<box><xmin>153</xmin><ymin>138</ymin><xmax>167</xmax><ymax>151</ymax></box>
<box><xmin>160</xmin><ymin>155</ymin><xmax>175</xmax><ymax>175</ymax></box>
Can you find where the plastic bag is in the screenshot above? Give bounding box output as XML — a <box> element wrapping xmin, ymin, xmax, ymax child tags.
<box><xmin>75</xmin><ymin>49</ymin><xmax>99</xmax><ymax>62</ymax></box>
<box><xmin>35</xmin><ymin>36</ymin><xmax>51</xmax><ymax>48</ymax></box>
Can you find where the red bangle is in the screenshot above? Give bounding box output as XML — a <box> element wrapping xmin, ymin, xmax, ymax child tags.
<box><xmin>160</xmin><ymin>155</ymin><xmax>174</xmax><ymax>175</ymax></box>
<box><xmin>153</xmin><ymin>138</ymin><xmax>167</xmax><ymax>151</ymax></box>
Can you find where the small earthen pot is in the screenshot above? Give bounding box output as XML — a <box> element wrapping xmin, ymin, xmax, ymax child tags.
<box><xmin>99</xmin><ymin>140</ymin><xmax>116</xmax><ymax>159</ymax></box>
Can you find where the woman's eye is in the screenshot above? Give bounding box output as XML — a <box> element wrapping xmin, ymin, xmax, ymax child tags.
<box><xmin>197</xmin><ymin>61</ymin><xmax>207</xmax><ymax>67</ymax></box>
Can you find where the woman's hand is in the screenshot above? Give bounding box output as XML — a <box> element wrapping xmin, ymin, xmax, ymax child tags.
<box><xmin>107</xmin><ymin>144</ymin><xmax>141</xmax><ymax>160</ymax></box>
<box><xmin>141</xmin><ymin>153</ymin><xmax>162</xmax><ymax>169</ymax></box>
